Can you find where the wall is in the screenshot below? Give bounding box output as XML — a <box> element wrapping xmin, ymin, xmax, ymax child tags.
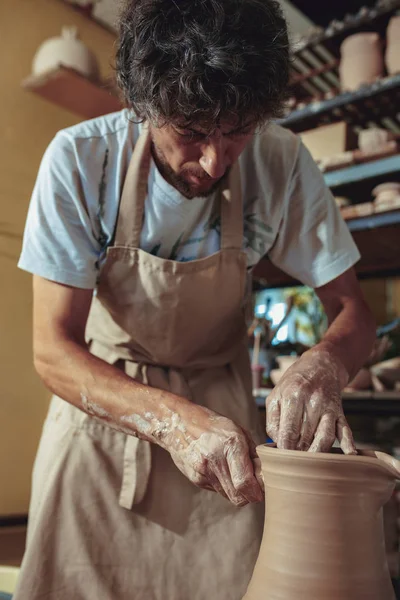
<box><xmin>0</xmin><ymin>0</ymin><xmax>115</xmax><ymax>515</ymax></box>
<box><xmin>388</xmin><ymin>278</ymin><xmax>400</xmax><ymax>320</ymax></box>
<box><xmin>279</xmin><ymin>0</ymin><xmax>314</xmax><ymax>38</ymax></box>
<box><xmin>360</xmin><ymin>279</ymin><xmax>389</xmax><ymax>326</ymax></box>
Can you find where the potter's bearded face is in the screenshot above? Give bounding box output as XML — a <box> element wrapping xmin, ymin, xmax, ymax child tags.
<box><xmin>149</xmin><ymin>121</ymin><xmax>255</xmax><ymax>200</ymax></box>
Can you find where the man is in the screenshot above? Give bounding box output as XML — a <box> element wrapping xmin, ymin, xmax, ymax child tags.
<box><xmin>15</xmin><ymin>0</ymin><xmax>375</xmax><ymax>598</ymax></box>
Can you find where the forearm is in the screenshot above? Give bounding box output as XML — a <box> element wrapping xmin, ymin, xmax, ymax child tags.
<box><xmin>306</xmin><ymin>299</ymin><xmax>375</xmax><ymax>388</ymax></box>
<box><xmin>34</xmin><ymin>336</ymin><xmax>192</xmax><ymax>446</ymax></box>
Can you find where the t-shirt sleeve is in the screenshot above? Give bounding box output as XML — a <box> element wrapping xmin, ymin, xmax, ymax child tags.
<box><xmin>18</xmin><ymin>132</ymin><xmax>101</xmax><ymax>288</ymax></box>
<box><xmin>268</xmin><ymin>142</ymin><xmax>360</xmax><ymax>288</ymax></box>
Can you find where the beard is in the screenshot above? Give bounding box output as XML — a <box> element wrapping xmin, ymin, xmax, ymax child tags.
<box><xmin>150</xmin><ymin>141</ymin><xmax>227</xmax><ymax>200</ymax></box>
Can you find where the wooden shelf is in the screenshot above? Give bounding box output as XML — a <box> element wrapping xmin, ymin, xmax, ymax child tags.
<box><xmin>22</xmin><ymin>66</ymin><xmax>122</xmax><ymax>119</ymax></box>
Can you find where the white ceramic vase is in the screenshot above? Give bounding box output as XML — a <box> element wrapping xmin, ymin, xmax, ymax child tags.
<box><xmin>32</xmin><ymin>26</ymin><xmax>100</xmax><ymax>81</ymax></box>
<box><xmin>339</xmin><ymin>32</ymin><xmax>384</xmax><ymax>91</ymax></box>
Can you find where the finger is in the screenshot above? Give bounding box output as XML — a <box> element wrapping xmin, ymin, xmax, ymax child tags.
<box><xmin>296</xmin><ymin>415</ymin><xmax>314</xmax><ymax>451</ymax></box>
<box><xmin>277</xmin><ymin>394</ymin><xmax>304</xmax><ymax>450</ymax></box>
<box><xmin>212</xmin><ymin>454</ymin><xmax>249</xmax><ymax>506</ymax></box>
<box><xmin>241</xmin><ymin>427</ymin><xmax>258</xmax><ymax>458</ymax></box>
<box><xmin>226</xmin><ymin>440</ymin><xmax>264</xmax><ymax>504</ymax></box>
<box><xmin>266</xmin><ymin>395</ymin><xmax>280</xmax><ymax>442</ymax></box>
<box><xmin>241</xmin><ymin>428</ymin><xmax>264</xmax><ymax>494</ymax></box>
<box><xmin>206</xmin><ymin>472</ymin><xmax>230</xmax><ymax>500</ymax></box>
<box><xmin>308</xmin><ymin>412</ymin><xmax>336</xmax><ymax>453</ymax></box>
<box><xmin>336</xmin><ymin>413</ymin><xmax>357</xmax><ymax>455</ymax></box>
<box><xmin>296</xmin><ymin>395</ymin><xmax>321</xmax><ymax>451</ymax></box>
<box><xmin>173</xmin><ymin>452</ymin><xmax>240</xmax><ymax>501</ymax></box>
<box><xmin>252</xmin><ymin>457</ymin><xmax>264</xmax><ymax>493</ymax></box>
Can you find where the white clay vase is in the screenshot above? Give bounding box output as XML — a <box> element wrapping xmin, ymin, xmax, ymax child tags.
<box><xmin>386</xmin><ymin>16</ymin><xmax>400</xmax><ymax>75</ymax></box>
<box><xmin>32</xmin><ymin>26</ymin><xmax>100</xmax><ymax>81</ymax></box>
<box><xmin>339</xmin><ymin>32</ymin><xmax>384</xmax><ymax>91</ymax></box>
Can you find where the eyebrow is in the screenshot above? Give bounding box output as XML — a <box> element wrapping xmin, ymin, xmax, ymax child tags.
<box><xmin>178</xmin><ymin>124</ymin><xmax>253</xmax><ymax>136</ymax></box>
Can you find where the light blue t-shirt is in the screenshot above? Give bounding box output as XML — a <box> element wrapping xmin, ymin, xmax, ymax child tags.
<box><xmin>18</xmin><ymin>110</ymin><xmax>360</xmax><ymax>289</ymax></box>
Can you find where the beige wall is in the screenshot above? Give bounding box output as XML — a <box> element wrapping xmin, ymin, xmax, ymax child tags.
<box><xmin>359</xmin><ymin>278</ymin><xmax>400</xmax><ymax>326</ymax></box>
<box><xmin>0</xmin><ymin>0</ymin><xmax>115</xmax><ymax>515</ymax></box>
<box><xmin>360</xmin><ymin>279</ymin><xmax>388</xmax><ymax>326</ymax></box>
<box><xmin>388</xmin><ymin>278</ymin><xmax>400</xmax><ymax>320</ymax></box>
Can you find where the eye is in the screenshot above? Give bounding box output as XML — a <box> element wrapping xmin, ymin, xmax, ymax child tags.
<box><xmin>174</xmin><ymin>128</ymin><xmax>205</xmax><ymax>142</ymax></box>
<box><xmin>226</xmin><ymin>128</ymin><xmax>252</xmax><ymax>139</ymax></box>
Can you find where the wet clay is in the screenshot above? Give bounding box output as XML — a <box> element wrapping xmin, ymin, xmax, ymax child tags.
<box><xmin>243</xmin><ymin>444</ymin><xmax>400</xmax><ymax>600</ymax></box>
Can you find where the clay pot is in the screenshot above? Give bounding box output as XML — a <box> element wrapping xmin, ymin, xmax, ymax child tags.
<box><xmin>334</xmin><ymin>196</ymin><xmax>350</xmax><ymax>209</ymax></box>
<box><xmin>270</xmin><ymin>356</ymin><xmax>298</xmax><ymax>387</ymax></box>
<box><xmin>373</xmin><ymin>182</ymin><xmax>400</xmax><ymax>204</ymax></box>
<box><xmin>339</xmin><ymin>32</ymin><xmax>384</xmax><ymax>91</ymax></box>
<box><xmin>386</xmin><ymin>16</ymin><xmax>400</xmax><ymax>75</ymax></box>
<box><xmin>372</xmin><ymin>182</ymin><xmax>400</xmax><ymax>212</ymax></box>
<box><xmin>32</xmin><ymin>26</ymin><xmax>100</xmax><ymax>81</ymax></box>
<box><xmin>275</xmin><ymin>355</ymin><xmax>298</xmax><ymax>371</ymax></box>
<box><xmin>244</xmin><ymin>444</ymin><xmax>400</xmax><ymax>600</ymax></box>
<box><xmin>371</xmin><ymin>357</ymin><xmax>400</xmax><ymax>389</ymax></box>
<box><xmin>358</xmin><ymin>128</ymin><xmax>394</xmax><ymax>153</ymax></box>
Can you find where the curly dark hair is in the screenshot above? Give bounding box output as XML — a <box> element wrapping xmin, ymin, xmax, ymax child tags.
<box><xmin>116</xmin><ymin>0</ymin><xmax>290</xmax><ymax>129</ymax></box>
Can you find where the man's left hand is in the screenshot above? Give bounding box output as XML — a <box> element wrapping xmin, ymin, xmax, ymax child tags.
<box><xmin>266</xmin><ymin>348</ymin><xmax>356</xmax><ymax>454</ymax></box>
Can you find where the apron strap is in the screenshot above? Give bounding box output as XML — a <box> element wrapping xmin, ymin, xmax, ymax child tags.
<box><xmin>114</xmin><ymin>124</ymin><xmax>151</xmax><ymax>248</ymax></box>
<box><xmin>220</xmin><ymin>161</ymin><xmax>243</xmax><ymax>251</ymax></box>
<box><xmin>119</xmin><ymin>361</ymin><xmax>152</xmax><ymax>510</ymax></box>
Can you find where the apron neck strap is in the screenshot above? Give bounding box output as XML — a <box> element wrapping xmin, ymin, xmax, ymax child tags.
<box><xmin>114</xmin><ymin>124</ymin><xmax>151</xmax><ymax>247</ymax></box>
<box><xmin>220</xmin><ymin>161</ymin><xmax>243</xmax><ymax>251</ymax></box>
<box><xmin>114</xmin><ymin>125</ymin><xmax>243</xmax><ymax>250</ymax></box>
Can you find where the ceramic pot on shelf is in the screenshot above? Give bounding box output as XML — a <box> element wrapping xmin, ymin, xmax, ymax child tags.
<box><xmin>372</xmin><ymin>183</ymin><xmax>400</xmax><ymax>212</ymax></box>
<box><xmin>32</xmin><ymin>26</ymin><xmax>100</xmax><ymax>82</ymax></box>
<box><xmin>386</xmin><ymin>16</ymin><xmax>400</xmax><ymax>75</ymax></box>
<box><xmin>243</xmin><ymin>444</ymin><xmax>400</xmax><ymax>600</ymax></box>
<box><xmin>358</xmin><ymin>128</ymin><xmax>395</xmax><ymax>153</ymax></box>
<box><xmin>339</xmin><ymin>32</ymin><xmax>384</xmax><ymax>91</ymax></box>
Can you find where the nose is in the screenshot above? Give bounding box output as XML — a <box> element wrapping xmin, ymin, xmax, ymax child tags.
<box><xmin>199</xmin><ymin>136</ymin><xmax>228</xmax><ymax>179</ymax></box>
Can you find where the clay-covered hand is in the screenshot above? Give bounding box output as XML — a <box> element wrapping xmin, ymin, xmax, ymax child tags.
<box><xmin>161</xmin><ymin>404</ymin><xmax>264</xmax><ymax>507</ymax></box>
<box><xmin>266</xmin><ymin>349</ymin><xmax>356</xmax><ymax>454</ymax></box>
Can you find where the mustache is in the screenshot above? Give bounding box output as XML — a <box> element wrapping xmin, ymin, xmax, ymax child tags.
<box><xmin>182</xmin><ymin>169</ymin><xmax>213</xmax><ymax>181</ymax></box>
<box><xmin>183</xmin><ymin>167</ymin><xmax>230</xmax><ymax>182</ymax></box>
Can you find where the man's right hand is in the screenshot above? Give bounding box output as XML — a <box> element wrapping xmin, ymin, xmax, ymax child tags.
<box><xmin>162</xmin><ymin>404</ymin><xmax>264</xmax><ymax>507</ymax></box>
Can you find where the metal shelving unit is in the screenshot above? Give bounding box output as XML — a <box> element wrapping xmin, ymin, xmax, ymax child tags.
<box><xmin>324</xmin><ymin>154</ymin><xmax>400</xmax><ymax>188</ymax></box>
<box><xmin>348</xmin><ymin>209</ymin><xmax>400</xmax><ymax>232</ymax></box>
<box><xmin>287</xmin><ymin>0</ymin><xmax>400</xmax><ymax>108</ymax></box>
<box><xmin>254</xmin><ymin>1</ymin><xmax>400</xmax><ymax>288</ymax></box>
<box><xmin>280</xmin><ymin>74</ymin><xmax>400</xmax><ymax>134</ymax></box>
<box><xmin>293</xmin><ymin>1</ymin><xmax>400</xmax><ymax>57</ymax></box>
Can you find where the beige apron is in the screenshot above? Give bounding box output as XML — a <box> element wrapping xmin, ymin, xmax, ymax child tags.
<box><xmin>14</xmin><ymin>126</ymin><xmax>264</xmax><ymax>600</ymax></box>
